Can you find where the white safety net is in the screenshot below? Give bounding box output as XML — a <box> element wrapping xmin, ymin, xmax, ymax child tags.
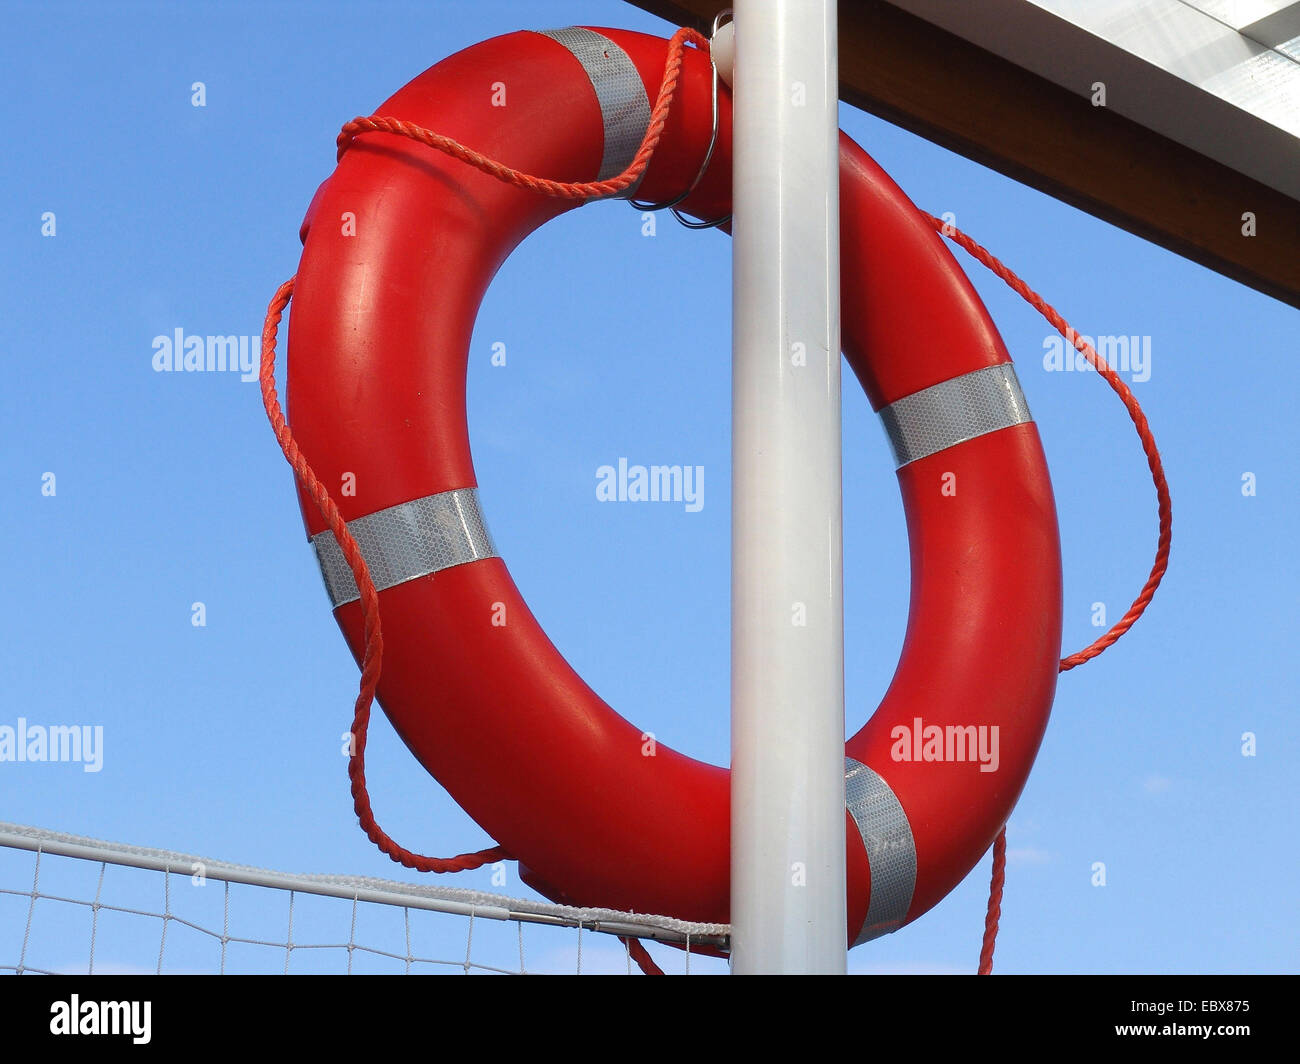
<box><xmin>0</xmin><ymin>823</ymin><xmax>729</xmax><ymax>975</ymax></box>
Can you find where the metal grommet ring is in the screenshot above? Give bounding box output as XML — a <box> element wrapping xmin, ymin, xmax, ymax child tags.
<box><xmin>629</xmin><ymin>9</ymin><xmax>732</xmax><ymax>231</ymax></box>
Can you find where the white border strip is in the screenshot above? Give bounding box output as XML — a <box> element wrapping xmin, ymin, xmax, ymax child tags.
<box><xmin>534</xmin><ymin>27</ymin><xmax>652</xmax><ymax>189</ymax></box>
<box><xmin>878</xmin><ymin>362</ymin><xmax>1032</xmax><ymax>468</ymax></box>
<box><xmin>844</xmin><ymin>758</ymin><xmax>916</xmax><ymax>943</ymax></box>
<box><xmin>311</xmin><ymin>488</ymin><xmax>496</xmax><ymax>609</ymax></box>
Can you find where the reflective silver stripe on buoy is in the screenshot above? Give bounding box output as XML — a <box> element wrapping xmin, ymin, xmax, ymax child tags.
<box><xmin>879</xmin><ymin>362</ymin><xmax>1032</xmax><ymax>468</ymax></box>
<box><xmin>311</xmin><ymin>488</ymin><xmax>497</xmax><ymax>608</ymax></box>
<box><xmin>534</xmin><ymin>27</ymin><xmax>651</xmax><ymax>191</ymax></box>
<box><xmin>845</xmin><ymin>757</ymin><xmax>916</xmax><ymax>944</ymax></box>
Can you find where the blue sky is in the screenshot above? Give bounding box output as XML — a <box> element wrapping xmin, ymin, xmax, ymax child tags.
<box><xmin>1</xmin><ymin>0</ymin><xmax>1296</xmax><ymax>974</ymax></box>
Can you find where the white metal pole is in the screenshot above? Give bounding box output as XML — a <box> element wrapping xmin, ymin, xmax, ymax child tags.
<box><xmin>729</xmin><ymin>0</ymin><xmax>846</xmax><ymax>974</ymax></box>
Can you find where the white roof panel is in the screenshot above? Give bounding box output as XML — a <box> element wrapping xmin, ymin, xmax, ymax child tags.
<box><xmin>887</xmin><ymin>0</ymin><xmax>1300</xmax><ymax>200</ymax></box>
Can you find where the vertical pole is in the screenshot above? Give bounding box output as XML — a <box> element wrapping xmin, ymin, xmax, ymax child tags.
<box><xmin>729</xmin><ymin>0</ymin><xmax>846</xmax><ymax>974</ymax></box>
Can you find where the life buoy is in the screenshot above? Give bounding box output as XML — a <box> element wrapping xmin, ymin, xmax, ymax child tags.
<box><xmin>285</xmin><ymin>26</ymin><xmax>1062</xmax><ymax>945</ymax></box>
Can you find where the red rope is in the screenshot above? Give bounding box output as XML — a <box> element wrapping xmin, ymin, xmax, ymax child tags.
<box><xmin>260</xmin><ymin>279</ymin><xmax>506</xmax><ymax>874</ymax></box>
<box><xmin>620</xmin><ymin>936</ymin><xmax>666</xmax><ymax>975</ymax></box>
<box><xmin>977</xmin><ymin>826</ymin><xmax>1007</xmax><ymax>975</ymax></box>
<box><xmin>334</xmin><ymin>26</ymin><xmax>707</xmax><ymax>198</ymax></box>
<box><xmin>923</xmin><ymin>214</ymin><xmax>1174</xmax><ymax>974</ymax></box>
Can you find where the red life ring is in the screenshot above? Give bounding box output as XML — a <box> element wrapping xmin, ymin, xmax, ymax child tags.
<box><xmin>286</xmin><ymin>26</ymin><xmax>1062</xmax><ymax>945</ymax></box>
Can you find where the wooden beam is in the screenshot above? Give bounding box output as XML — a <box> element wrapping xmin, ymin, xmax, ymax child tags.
<box><xmin>625</xmin><ymin>0</ymin><xmax>1300</xmax><ymax>309</ymax></box>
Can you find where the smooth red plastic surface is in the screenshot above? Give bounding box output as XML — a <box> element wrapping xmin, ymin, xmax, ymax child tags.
<box><xmin>286</xmin><ymin>28</ymin><xmax>1063</xmax><ymax>938</ymax></box>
